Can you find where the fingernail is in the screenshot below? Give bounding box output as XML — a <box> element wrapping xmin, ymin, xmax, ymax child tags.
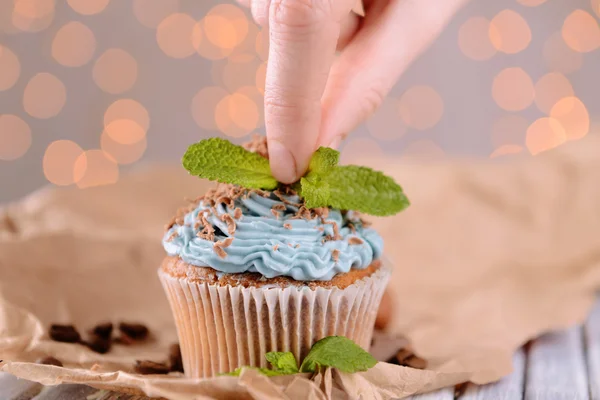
<box><xmin>268</xmin><ymin>140</ymin><xmax>298</xmax><ymax>184</ymax></box>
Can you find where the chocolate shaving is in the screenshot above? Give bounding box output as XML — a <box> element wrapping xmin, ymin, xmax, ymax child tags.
<box><xmin>92</xmin><ymin>322</ymin><xmax>113</xmax><ymax>340</ymax></box>
<box><xmin>234</xmin><ymin>208</ymin><xmax>242</xmax><ymax>219</ymax></box>
<box><xmin>166</xmin><ymin>232</ymin><xmax>178</xmax><ymax>242</ymax></box>
<box><xmin>242</xmin><ymin>134</ymin><xmax>269</xmax><ymax>158</ymax></box>
<box><xmin>348</xmin><ymin>223</ymin><xmax>357</xmax><ymax>234</ymax></box>
<box><xmin>37</xmin><ymin>356</ymin><xmax>63</xmax><ymax>367</ymax></box>
<box><xmin>214</xmin><ymin>244</ymin><xmax>227</xmax><ymax>259</ymax></box>
<box><xmin>49</xmin><ymin>324</ymin><xmax>81</xmax><ymax>343</ymax></box>
<box><xmin>272</xmin><ymin>204</ymin><xmax>286</xmax><ymax>211</ymax></box>
<box><xmin>134</xmin><ymin>360</ymin><xmax>170</xmax><ymax>375</ymax></box>
<box><xmin>271</xmin><ymin>209</ymin><xmax>280</xmax><ymax>219</ymax></box>
<box><xmin>295</xmin><ymin>244</ymin><xmax>300</xmax><ymax>248</ymax></box>
<box><xmin>115</xmin><ymin>332</ymin><xmax>135</xmax><ymax>345</ymax></box>
<box><xmin>84</xmin><ymin>336</ymin><xmax>111</xmax><ymax>354</ymax></box>
<box><xmin>220</xmin><ymin>213</ymin><xmax>236</xmax><ymax>235</ymax></box>
<box><xmin>348</xmin><ymin>237</ymin><xmax>364</xmax><ymax>245</ymax></box>
<box><xmin>283</xmin><ymin>223</ymin><xmax>292</xmax><ymax>230</ymax></box>
<box><xmin>119</xmin><ymin>322</ymin><xmax>149</xmax><ymax>340</ymax></box>
<box><xmin>332</xmin><ymin>249</ymin><xmax>340</xmax><ymax>262</ymax></box>
<box><xmin>217</xmin><ymin>237</ymin><xmax>234</xmax><ymax>248</ymax></box>
<box><xmin>273</xmin><ymin>190</ymin><xmax>302</xmax><ymax>207</ymax></box>
<box><xmin>324</xmin><ymin>220</ymin><xmax>342</xmax><ymax>240</ymax></box>
<box><xmin>217</xmin><ymin>196</ymin><xmax>234</xmax><ymax>208</ymax></box>
<box><xmin>273</xmin><ymin>244</ymin><xmax>279</xmax><ymax>251</ymax></box>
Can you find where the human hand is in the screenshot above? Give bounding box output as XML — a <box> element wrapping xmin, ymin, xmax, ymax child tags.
<box><xmin>237</xmin><ymin>0</ymin><xmax>469</xmax><ymax>183</ymax></box>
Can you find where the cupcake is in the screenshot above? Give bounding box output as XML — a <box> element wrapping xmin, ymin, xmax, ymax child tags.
<box><xmin>158</xmin><ymin>136</ymin><xmax>408</xmax><ymax>378</ymax></box>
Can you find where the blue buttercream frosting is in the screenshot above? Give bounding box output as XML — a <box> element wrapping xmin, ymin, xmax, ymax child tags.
<box><xmin>162</xmin><ymin>188</ymin><xmax>383</xmax><ymax>281</ymax></box>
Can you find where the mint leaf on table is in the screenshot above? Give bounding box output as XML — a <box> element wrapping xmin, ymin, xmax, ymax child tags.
<box><xmin>183</xmin><ymin>138</ymin><xmax>278</xmax><ymax>190</ymax></box>
<box><xmin>265</xmin><ymin>352</ymin><xmax>299</xmax><ymax>374</ymax></box>
<box><xmin>299</xmin><ymin>336</ymin><xmax>377</xmax><ymax>373</ymax></box>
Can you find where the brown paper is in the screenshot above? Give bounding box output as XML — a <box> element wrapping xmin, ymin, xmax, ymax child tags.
<box><xmin>2</xmin><ymin>136</ymin><xmax>600</xmax><ymax>398</ymax></box>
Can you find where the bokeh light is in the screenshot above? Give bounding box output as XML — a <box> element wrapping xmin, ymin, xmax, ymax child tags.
<box><xmin>550</xmin><ymin>96</ymin><xmax>590</xmax><ymax>141</ymax></box>
<box><xmin>204</xmin><ymin>4</ymin><xmax>248</xmax><ymax>50</ymax></box>
<box><xmin>222</xmin><ymin>54</ymin><xmax>260</xmax><ymax>92</ymax></box>
<box><xmin>534</xmin><ymin>73</ymin><xmax>574</xmax><ymax>115</ymax></box>
<box><xmin>0</xmin><ymin>45</ymin><xmax>20</xmax><ymax>91</ymax></box>
<box><xmin>491</xmin><ymin>115</ymin><xmax>529</xmax><ymax>147</ymax></box>
<box><xmin>133</xmin><ymin>0</ymin><xmax>179</xmax><ymax>28</ymax></box>
<box><xmin>12</xmin><ymin>0</ymin><xmax>55</xmax><ymax>33</ymax></box>
<box><xmin>67</xmin><ymin>0</ymin><xmax>110</xmax><ymax>15</ymax></box>
<box><xmin>93</xmin><ymin>48</ymin><xmax>138</xmax><ymax>94</ymax></box>
<box><xmin>492</xmin><ymin>67</ymin><xmax>534</xmax><ymax>111</ymax></box>
<box><xmin>366</xmin><ymin>97</ymin><xmax>407</xmax><ymax>141</ymax></box>
<box><xmin>562</xmin><ymin>10</ymin><xmax>600</xmax><ymax>53</ymax></box>
<box><xmin>340</xmin><ymin>137</ymin><xmax>384</xmax><ymax>165</ymax></box>
<box><xmin>43</xmin><ymin>140</ymin><xmax>85</xmax><ymax>185</ymax></box>
<box><xmin>458</xmin><ymin>17</ymin><xmax>497</xmax><ymax>61</ymax></box>
<box><xmin>104</xmin><ymin>99</ymin><xmax>149</xmax><ymax>132</ymax></box>
<box><xmin>156</xmin><ymin>13</ymin><xmax>198</xmax><ymax>59</ymax></box>
<box><xmin>593</xmin><ymin>0</ymin><xmax>600</xmax><ymax>18</ymax></box>
<box><xmin>101</xmin><ymin>131</ymin><xmax>147</xmax><ymax>165</ymax></box>
<box><xmin>489</xmin><ymin>10</ymin><xmax>531</xmax><ymax>54</ymax></box>
<box><xmin>237</xmin><ymin>86</ymin><xmax>264</xmax><ymax>128</ymax></box>
<box><xmin>105</xmin><ymin>119</ymin><xmax>146</xmax><ymax>145</ymax></box>
<box><xmin>193</xmin><ymin>20</ymin><xmax>234</xmax><ymax>60</ymax></box>
<box><xmin>215</xmin><ymin>92</ymin><xmax>259</xmax><ymax>137</ymax></box>
<box><xmin>0</xmin><ymin>1</ymin><xmax>18</xmax><ymax>35</ymax></box>
<box><xmin>255</xmin><ymin>29</ymin><xmax>269</xmax><ymax>61</ymax></box>
<box><xmin>256</xmin><ymin>61</ymin><xmax>267</xmax><ymax>94</ymax></box>
<box><xmin>516</xmin><ymin>0</ymin><xmax>547</xmax><ymax>6</ymax></box>
<box><xmin>23</xmin><ymin>72</ymin><xmax>66</xmax><ymax>119</ymax></box>
<box><xmin>74</xmin><ymin>150</ymin><xmax>119</xmax><ymax>189</ymax></box>
<box><xmin>543</xmin><ymin>31</ymin><xmax>583</xmax><ymax>75</ymax></box>
<box><xmin>52</xmin><ymin>21</ymin><xmax>96</xmax><ymax>67</ymax></box>
<box><xmin>398</xmin><ymin>86</ymin><xmax>444</xmax><ymax>130</ymax></box>
<box><xmin>191</xmin><ymin>86</ymin><xmax>229</xmax><ymax>131</ymax></box>
<box><xmin>0</xmin><ymin>114</ymin><xmax>31</xmax><ymax>160</ymax></box>
<box><xmin>402</xmin><ymin>139</ymin><xmax>446</xmax><ymax>160</ymax></box>
<box><xmin>526</xmin><ymin>117</ymin><xmax>566</xmax><ymax>155</ymax></box>
<box><xmin>490</xmin><ymin>145</ymin><xmax>524</xmax><ymax>159</ymax></box>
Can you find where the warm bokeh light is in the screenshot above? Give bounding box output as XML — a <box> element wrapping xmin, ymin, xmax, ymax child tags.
<box><xmin>543</xmin><ymin>31</ymin><xmax>583</xmax><ymax>75</ymax></box>
<box><xmin>489</xmin><ymin>10</ymin><xmax>531</xmax><ymax>54</ymax></box>
<box><xmin>104</xmin><ymin>99</ymin><xmax>149</xmax><ymax>132</ymax></box>
<box><xmin>593</xmin><ymin>0</ymin><xmax>600</xmax><ymax>18</ymax></box>
<box><xmin>516</xmin><ymin>0</ymin><xmax>547</xmax><ymax>6</ymax></box>
<box><xmin>401</xmin><ymin>139</ymin><xmax>446</xmax><ymax>160</ymax></box>
<box><xmin>256</xmin><ymin>61</ymin><xmax>267</xmax><ymax>95</ymax></box>
<box><xmin>0</xmin><ymin>1</ymin><xmax>18</xmax><ymax>35</ymax></box>
<box><xmin>204</xmin><ymin>4</ymin><xmax>248</xmax><ymax>50</ymax></box>
<box><xmin>193</xmin><ymin>20</ymin><xmax>234</xmax><ymax>60</ymax></box>
<box><xmin>105</xmin><ymin>119</ymin><xmax>146</xmax><ymax>145</ymax></box>
<box><xmin>534</xmin><ymin>73</ymin><xmax>574</xmax><ymax>115</ymax></box>
<box><xmin>43</xmin><ymin>140</ymin><xmax>85</xmax><ymax>185</ymax></box>
<box><xmin>52</xmin><ymin>21</ymin><xmax>96</xmax><ymax>67</ymax></box>
<box><xmin>0</xmin><ymin>45</ymin><xmax>20</xmax><ymax>91</ymax></box>
<box><xmin>491</xmin><ymin>115</ymin><xmax>529</xmax><ymax>147</ymax></box>
<box><xmin>0</xmin><ymin>114</ymin><xmax>31</xmax><ymax>161</ymax></box>
<box><xmin>366</xmin><ymin>97</ymin><xmax>407</xmax><ymax>141</ymax></box>
<box><xmin>101</xmin><ymin>131</ymin><xmax>147</xmax><ymax>165</ymax></box>
<box><xmin>526</xmin><ymin>117</ymin><xmax>566</xmax><ymax>155</ymax></box>
<box><xmin>340</xmin><ymin>137</ymin><xmax>384</xmax><ymax>165</ymax></box>
<box><xmin>490</xmin><ymin>145</ymin><xmax>524</xmax><ymax>159</ymax></box>
<box><xmin>237</xmin><ymin>86</ymin><xmax>264</xmax><ymax>128</ymax></box>
<box><xmin>191</xmin><ymin>86</ymin><xmax>229</xmax><ymax>131</ymax></box>
<box><xmin>74</xmin><ymin>150</ymin><xmax>119</xmax><ymax>189</ymax></box>
<box><xmin>67</xmin><ymin>0</ymin><xmax>110</xmax><ymax>15</ymax></box>
<box><xmin>562</xmin><ymin>10</ymin><xmax>600</xmax><ymax>53</ymax></box>
<box><xmin>550</xmin><ymin>96</ymin><xmax>590</xmax><ymax>141</ymax></box>
<box><xmin>93</xmin><ymin>48</ymin><xmax>138</xmax><ymax>94</ymax></box>
<box><xmin>215</xmin><ymin>92</ymin><xmax>259</xmax><ymax>137</ymax></box>
<box><xmin>398</xmin><ymin>86</ymin><xmax>444</xmax><ymax>130</ymax></box>
<box><xmin>458</xmin><ymin>17</ymin><xmax>497</xmax><ymax>61</ymax></box>
<box><xmin>255</xmin><ymin>30</ymin><xmax>269</xmax><ymax>61</ymax></box>
<box><xmin>12</xmin><ymin>0</ymin><xmax>54</xmax><ymax>33</ymax></box>
<box><xmin>156</xmin><ymin>13</ymin><xmax>198</xmax><ymax>59</ymax></box>
<box><xmin>23</xmin><ymin>72</ymin><xmax>66</xmax><ymax>119</ymax></box>
<box><xmin>492</xmin><ymin>68</ymin><xmax>535</xmax><ymax>111</ymax></box>
<box><xmin>222</xmin><ymin>54</ymin><xmax>260</xmax><ymax>92</ymax></box>
<box><xmin>133</xmin><ymin>0</ymin><xmax>179</xmax><ymax>28</ymax></box>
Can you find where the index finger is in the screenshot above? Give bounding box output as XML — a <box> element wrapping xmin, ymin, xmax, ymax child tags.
<box><xmin>265</xmin><ymin>0</ymin><xmax>354</xmax><ymax>183</ymax></box>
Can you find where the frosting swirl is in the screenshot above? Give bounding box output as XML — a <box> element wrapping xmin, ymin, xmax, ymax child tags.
<box><xmin>162</xmin><ymin>188</ymin><xmax>383</xmax><ymax>281</ymax></box>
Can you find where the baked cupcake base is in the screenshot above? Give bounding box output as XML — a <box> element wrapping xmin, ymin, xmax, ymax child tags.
<box><xmin>158</xmin><ymin>257</ymin><xmax>391</xmax><ymax>378</ymax></box>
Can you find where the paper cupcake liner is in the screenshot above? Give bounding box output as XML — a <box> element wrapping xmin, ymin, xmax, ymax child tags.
<box><xmin>158</xmin><ymin>262</ymin><xmax>391</xmax><ymax>378</ymax></box>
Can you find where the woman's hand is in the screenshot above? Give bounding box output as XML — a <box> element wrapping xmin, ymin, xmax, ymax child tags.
<box><xmin>238</xmin><ymin>0</ymin><xmax>469</xmax><ymax>183</ymax></box>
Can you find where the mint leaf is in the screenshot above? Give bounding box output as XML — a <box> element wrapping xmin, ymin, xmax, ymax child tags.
<box><xmin>265</xmin><ymin>352</ymin><xmax>299</xmax><ymax>374</ymax></box>
<box><xmin>183</xmin><ymin>138</ymin><xmax>278</xmax><ymax>190</ymax></box>
<box><xmin>309</xmin><ymin>147</ymin><xmax>339</xmax><ymax>173</ymax></box>
<box><xmin>299</xmin><ymin>336</ymin><xmax>377</xmax><ymax>373</ymax></box>
<box><xmin>300</xmin><ymin>175</ymin><xmax>330</xmax><ymax>209</ymax></box>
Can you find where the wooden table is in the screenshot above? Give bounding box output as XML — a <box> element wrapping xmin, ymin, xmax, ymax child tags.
<box><xmin>3</xmin><ymin>300</ymin><xmax>599</xmax><ymax>400</ymax></box>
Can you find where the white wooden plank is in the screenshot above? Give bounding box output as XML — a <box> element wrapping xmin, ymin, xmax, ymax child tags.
<box><xmin>407</xmin><ymin>387</ymin><xmax>454</xmax><ymax>400</ymax></box>
<box><xmin>525</xmin><ymin>326</ymin><xmax>589</xmax><ymax>400</ymax></box>
<box><xmin>585</xmin><ymin>299</ymin><xmax>600</xmax><ymax>400</ymax></box>
<box><xmin>460</xmin><ymin>348</ymin><xmax>525</xmax><ymax>400</ymax></box>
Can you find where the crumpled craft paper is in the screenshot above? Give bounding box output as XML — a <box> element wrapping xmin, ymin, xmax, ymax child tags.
<box><xmin>1</xmin><ymin>135</ymin><xmax>600</xmax><ymax>398</ymax></box>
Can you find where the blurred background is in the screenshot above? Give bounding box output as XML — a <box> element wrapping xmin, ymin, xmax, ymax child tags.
<box><xmin>0</xmin><ymin>0</ymin><xmax>598</xmax><ymax>203</ymax></box>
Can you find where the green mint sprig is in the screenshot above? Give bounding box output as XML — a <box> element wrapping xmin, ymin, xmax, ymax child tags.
<box><xmin>224</xmin><ymin>336</ymin><xmax>377</xmax><ymax>377</ymax></box>
<box><xmin>183</xmin><ymin>138</ymin><xmax>409</xmax><ymax>216</ymax></box>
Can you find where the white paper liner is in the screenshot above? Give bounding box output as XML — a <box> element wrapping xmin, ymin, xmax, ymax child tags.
<box><xmin>158</xmin><ymin>262</ymin><xmax>391</xmax><ymax>378</ymax></box>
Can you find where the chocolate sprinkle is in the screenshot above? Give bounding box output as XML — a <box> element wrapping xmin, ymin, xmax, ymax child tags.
<box><xmin>119</xmin><ymin>322</ymin><xmax>149</xmax><ymax>340</ymax></box>
<box><xmin>134</xmin><ymin>360</ymin><xmax>170</xmax><ymax>375</ymax></box>
<box><xmin>84</xmin><ymin>336</ymin><xmax>111</xmax><ymax>354</ymax></box>
<box><xmin>92</xmin><ymin>322</ymin><xmax>113</xmax><ymax>340</ymax></box>
<box><xmin>49</xmin><ymin>324</ymin><xmax>81</xmax><ymax>343</ymax></box>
